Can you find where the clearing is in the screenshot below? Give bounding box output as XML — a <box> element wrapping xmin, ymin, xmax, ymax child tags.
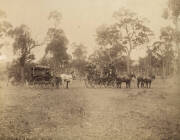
<box><xmin>0</xmin><ymin>78</ymin><xmax>180</xmax><ymax>140</ymax></box>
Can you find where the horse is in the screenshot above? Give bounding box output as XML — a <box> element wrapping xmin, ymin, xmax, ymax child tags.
<box><xmin>137</xmin><ymin>76</ymin><xmax>144</xmax><ymax>88</ymax></box>
<box><xmin>84</xmin><ymin>73</ymin><xmax>94</xmax><ymax>88</ymax></box>
<box><xmin>50</xmin><ymin>76</ymin><xmax>62</xmax><ymax>89</ymax></box>
<box><xmin>116</xmin><ymin>74</ymin><xmax>136</xmax><ymax>88</ymax></box>
<box><xmin>137</xmin><ymin>75</ymin><xmax>155</xmax><ymax>88</ymax></box>
<box><xmin>144</xmin><ymin>75</ymin><xmax>156</xmax><ymax>88</ymax></box>
<box><xmin>60</xmin><ymin>74</ymin><xmax>73</xmax><ymax>88</ymax></box>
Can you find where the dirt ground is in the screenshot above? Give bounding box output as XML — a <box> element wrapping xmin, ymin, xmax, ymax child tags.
<box><xmin>0</xmin><ymin>77</ymin><xmax>180</xmax><ymax>140</ymax></box>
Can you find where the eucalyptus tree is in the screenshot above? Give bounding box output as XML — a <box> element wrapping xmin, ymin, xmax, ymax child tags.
<box><xmin>9</xmin><ymin>25</ymin><xmax>38</xmax><ymax>83</ymax></box>
<box><xmin>71</xmin><ymin>43</ymin><xmax>88</xmax><ymax>76</ymax></box>
<box><xmin>0</xmin><ymin>10</ymin><xmax>12</xmax><ymax>55</ymax></box>
<box><xmin>152</xmin><ymin>26</ymin><xmax>175</xmax><ymax>77</ymax></box>
<box><xmin>96</xmin><ymin>8</ymin><xmax>153</xmax><ymax>73</ymax></box>
<box><xmin>163</xmin><ymin>0</ymin><xmax>180</xmax><ymax>73</ymax></box>
<box><xmin>44</xmin><ymin>10</ymin><xmax>69</xmax><ymax>73</ymax></box>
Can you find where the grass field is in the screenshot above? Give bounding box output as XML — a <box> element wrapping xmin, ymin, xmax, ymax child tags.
<box><xmin>0</xmin><ymin>78</ymin><xmax>180</xmax><ymax>140</ymax></box>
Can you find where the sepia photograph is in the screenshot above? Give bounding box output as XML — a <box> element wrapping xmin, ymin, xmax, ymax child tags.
<box><xmin>0</xmin><ymin>0</ymin><xmax>180</xmax><ymax>139</ymax></box>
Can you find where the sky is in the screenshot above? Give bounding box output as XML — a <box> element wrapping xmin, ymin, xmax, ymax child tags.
<box><xmin>0</xmin><ymin>0</ymin><xmax>169</xmax><ymax>62</ymax></box>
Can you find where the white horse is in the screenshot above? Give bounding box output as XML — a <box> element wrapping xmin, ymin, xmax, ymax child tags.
<box><xmin>60</xmin><ymin>74</ymin><xmax>73</xmax><ymax>88</ymax></box>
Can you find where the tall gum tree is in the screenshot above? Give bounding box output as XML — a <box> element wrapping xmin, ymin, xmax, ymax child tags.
<box><xmin>44</xmin><ymin>10</ymin><xmax>69</xmax><ymax>74</ymax></box>
<box><xmin>71</xmin><ymin>42</ymin><xmax>87</xmax><ymax>76</ymax></box>
<box><xmin>96</xmin><ymin>24</ymin><xmax>126</xmax><ymax>64</ymax></box>
<box><xmin>0</xmin><ymin>10</ymin><xmax>12</xmax><ymax>55</ymax></box>
<box><xmin>163</xmin><ymin>0</ymin><xmax>180</xmax><ymax>74</ymax></box>
<box><xmin>96</xmin><ymin>8</ymin><xmax>153</xmax><ymax>73</ymax></box>
<box><xmin>152</xmin><ymin>26</ymin><xmax>175</xmax><ymax>78</ymax></box>
<box><xmin>113</xmin><ymin>8</ymin><xmax>153</xmax><ymax>73</ymax></box>
<box><xmin>9</xmin><ymin>25</ymin><xmax>38</xmax><ymax>83</ymax></box>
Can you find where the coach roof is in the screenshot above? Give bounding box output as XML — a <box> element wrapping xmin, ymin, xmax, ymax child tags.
<box><xmin>33</xmin><ymin>65</ymin><xmax>50</xmax><ymax>70</ymax></box>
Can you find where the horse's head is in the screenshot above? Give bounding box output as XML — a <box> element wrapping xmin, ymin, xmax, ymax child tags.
<box><xmin>128</xmin><ymin>73</ymin><xmax>136</xmax><ymax>79</ymax></box>
<box><xmin>132</xmin><ymin>74</ymin><xmax>136</xmax><ymax>78</ymax></box>
<box><xmin>151</xmin><ymin>75</ymin><xmax>156</xmax><ymax>80</ymax></box>
<box><xmin>148</xmin><ymin>73</ymin><xmax>155</xmax><ymax>80</ymax></box>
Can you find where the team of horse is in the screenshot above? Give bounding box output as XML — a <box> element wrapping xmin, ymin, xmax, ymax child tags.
<box><xmin>83</xmin><ymin>63</ymin><xmax>156</xmax><ymax>89</ymax></box>
<box><xmin>84</xmin><ymin>73</ymin><xmax>155</xmax><ymax>89</ymax></box>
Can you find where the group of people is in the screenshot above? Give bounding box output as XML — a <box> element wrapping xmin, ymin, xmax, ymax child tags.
<box><xmin>84</xmin><ymin>63</ymin><xmax>156</xmax><ymax>88</ymax></box>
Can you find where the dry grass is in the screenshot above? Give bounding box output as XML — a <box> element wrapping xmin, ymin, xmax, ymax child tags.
<box><xmin>0</xmin><ymin>78</ymin><xmax>180</xmax><ymax>140</ymax></box>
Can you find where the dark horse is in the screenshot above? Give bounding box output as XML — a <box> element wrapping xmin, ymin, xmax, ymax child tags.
<box><xmin>116</xmin><ymin>74</ymin><xmax>136</xmax><ymax>88</ymax></box>
<box><xmin>137</xmin><ymin>75</ymin><xmax>155</xmax><ymax>88</ymax></box>
<box><xmin>52</xmin><ymin>76</ymin><xmax>62</xmax><ymax>88</ymax></box>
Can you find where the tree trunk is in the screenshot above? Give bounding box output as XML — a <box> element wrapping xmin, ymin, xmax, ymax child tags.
<box><xmin>108</xmin><ymin>49</ymin><xmax>112</xmax><ymax>63</ymax></box>
<box><xmin>149</xmin><ymin>51</ymin><xmax>152</xmax><ymax>75</ymax></box>
<box><xmin>146</xmin><ymin>56</ymin><xmax>149</xmax><ymax>76</ymax></box>
<box><xmin>127</xmin><ymin>51</ymin><xmax>131</xmax><ymax>74</ymax></box>
<box><xmin>175</xmin><ymin>17</ymin><xmax>180</xmax><ymax>74</ymax></box>
<box><xmin>20</xmin><ymin>65</ymin><xmax>25</xmax><ymax>84</ymax></box>
<box><xmin>162</xmin><ymin>60</ymin><xmax>166</xmax><ymax>79</ymax></box>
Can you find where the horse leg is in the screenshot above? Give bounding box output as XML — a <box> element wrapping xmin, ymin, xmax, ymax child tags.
<box><xmin>149</xmin><ymin>81</ymin><xmax>151</xmax><ymax>88</ymax></box>
<box><xmin>129</xmin><ymin>81</ymin><xmax>131</xmax><ymax>88</ymax></box>
<box><xmin>56</xmin><ymin>81</ymin><xmax>59</xmax><ymax>89</ymax></box>
<box><xmin>66</xmin><ymin>81</ymin><xmax>69</xmax><ymax>89</ymax></box>
<box><xmin>127</xmin><ymin>82</ymin><xmax>129</xmax><ymax>88</ymax></box>
<box><xmin>146</xmin><ymin>82</ymin><xmax>148</xmax><ymax>88</ymax></box>
<box><xmin>84</xmin><ymin>80</ymin><xmax>87</xmax><ymax>88</ymax></box>
<box><xmin>126</xmin><ymin>81</ymin><xmax>130</xmax><ymax>88</ymax></box>
<box><xmin>105</xmin><ymin>82</ymin><xmax>108</xmax><ymax>88</ymax></box>
<box><xmin>116</xmin><ymin>82</ymin><xmax>118</xmax><ymax>88</ymax></box>
<box><xmin>117</xmin><ymin>82</ymin><xmax>120</xmax><ymax>88</ymax></box>
<box><xmin>141</xmin><ymin>82</ymin><xmax>144</xmax><ymax>88</ymax></box>
<box><xmin>118</xmin><ymin>82</ymin><xmax>120</xmax><ymax>88</ymax></box>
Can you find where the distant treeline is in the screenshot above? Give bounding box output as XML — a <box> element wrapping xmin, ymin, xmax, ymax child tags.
<box><xmin>0</xmin><ymin>0</ymin><xmax>179</xmax><ymax>83</ymax></box>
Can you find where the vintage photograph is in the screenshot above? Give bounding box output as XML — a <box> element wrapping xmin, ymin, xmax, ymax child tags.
<box><xmin>0</xmin><ymin>0</ymin><xmax>180</xmax><ymax>139</ymax></box>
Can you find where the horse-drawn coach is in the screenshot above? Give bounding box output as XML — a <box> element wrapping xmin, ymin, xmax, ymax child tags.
<box><xmin>28</xmin><ymin>65</ymin><xmax>55</xmax><ymax>88</ymax></box>
<box><xmin>29</xmin><ymin>65</ymin><xmax>73</xmax><ymax>88</ymax></box>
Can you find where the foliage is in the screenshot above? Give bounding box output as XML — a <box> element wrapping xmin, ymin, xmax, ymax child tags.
<box><xmin>113</xmin><ymin>8</ymin><xmax>153</xmax><ymax>51</ymax></box>
<box><xmin>71</xmin><ymin>43</ymin><xmax>87</xmax><ymax>76</ymax></box>
<box><xmin>44</xmin><ymin>11</ymin><xmax>69</xmax><ymax>73</ymax></box>
<box><xmin>8</xmin><ymin>24</ymin><xmax>38</xmax><ymax>82</ymax></box>
<box><xmin>163</xmin><ymin>0</ymin><xmax>180</xmax><ymax>23</ymax></box>
<box><xmin>0</xmin><ymin>10</ymin><xmax>12</xmax><ymax>36</ymax></box>
<box><xmin>9</xmin><ymin>25</ymin><xmax>37</xmax><ymax>65</ymax></box>
<box><xmin>45</xmin><ymin>28</ymin><xmax>69</xmax><ymax>64</ymax></box>
<box><xmin>152</xmin><ymin>26</ymin><xmax>175</xmax><ymax>59</ymax></box>
<box><xmin>39</xmin><ymin>56</ymin><xmax>51</xmax><ymax>66</ymax></box>
<box><xmin>48</xmin><ymin>10</ymin><xmax>62</xmax><ymax>28</ymax></box>
<box><xmin>168</xmin><ymin>0</ymin><xmax>180</xmax><ymax>18</ymax></box>
<box><xmin>96</xmin><ymin>8</ymin><xmax>153</xmax><ymax>73</ymax></box>
<box><xmin>163</xmin><ymin>0</ymin><xmax>180</xmax><ymax>74</ymax></box>
<box><xmin>72</xmin><ymin>42</ymin><xmax>87</xmax><ymax>60</ymax></box>
<box><xmin>7</xmin><ymin>59</ymin><xmax>35</xmax><ymax>82</ymax></box>
<box><xmin>152</xmin><ymin>26</ymin><xmax>175</xmax><ymax>76</ymax></box>
<box><xmin>0</xmin><ymin>10</ymin><xmax>12</xmax><ymax>55</ymax></box>
<box><xmin>88</xmin><ymin>48</ymin><xmax>128</xmax><ymax>73</ymax></box>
